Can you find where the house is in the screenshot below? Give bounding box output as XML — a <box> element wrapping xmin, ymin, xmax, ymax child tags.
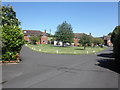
<box><xmin>73</xmin><ymin>33</ymin><xmax>87</xmax><ymax>46</ymax></box>
<box><xmin>23</xmin><ymin>30</ymin><xmax>90</xmax><ymax>46</ymax></box>
<box><xmin>103</xmin><ymin>35</ymin><xmax>113</xmax><ymax>46</ymax></box>
<box><xmin>23</xmin><ymin>30</ymin><xmax>48</xmax><ymax>44</ymax></box>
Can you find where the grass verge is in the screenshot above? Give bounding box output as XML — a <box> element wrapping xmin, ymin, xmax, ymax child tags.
<box><xmin>26</xmin><ymin>44</ymin><xmax>106</xmax><ymax>55</ymax></box>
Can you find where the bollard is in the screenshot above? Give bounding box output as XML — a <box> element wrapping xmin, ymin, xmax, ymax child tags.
<box><xmin>87</xmin><ymin>51</ymin><xmax>89</xmax><ymax>54</ymax></box>
<box><xmin>56</xmin><ymin>50</ymin><xmax>58</xmax><ymax>54</ymax></box>
<box><xmin>74</xmin><ymin>51</ymin><xmax>76</xmax><ymax>54</ymax></box>
<box><xmin>93</xmin><ymin>50</ymin><xmax>95</xmax><ymax>53</ymax></box>
<box><xmin>39</xmin><ymin>49</ymin><xmax>41</xmax><ymax>51</ymax></box>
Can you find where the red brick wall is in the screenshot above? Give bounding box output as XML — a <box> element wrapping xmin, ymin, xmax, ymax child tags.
<box><xmin>74</xmin><ymin>38</ymin><xmax>78</xmax><ymax>46</ymax></box>
<box><xmin>41</xmin><ymin>36</ymin><xmax>48</xmax><ymax>44</ymax></box>
<box><xmin>36</xmin><ymin>41</ymin><xmax>40</xmax><ymax>44</ymax></box>
<box><xmin>107</xmin><ymin>40</ymin><xmax>113</xmax><ymax>46</ymax></box>
<box><xmin>24</xmin><ymin>35</ymin><xmax>48</xmax><ymax>45</ymax></box>
<box><xmin>24</xmin><ymin>35</ymin><xmax>29</xmax><ymax>41</ymax></box>
<box><xmin>23</xmin><ymin>30</ymin><xmax>48</xmax><ymax>45</ymax></box>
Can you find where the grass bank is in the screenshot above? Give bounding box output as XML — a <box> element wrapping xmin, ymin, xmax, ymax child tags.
<box><xmin>26</xmin><ymin>44</ymin><xmax>106</xmax><ymax>55</ymax></box>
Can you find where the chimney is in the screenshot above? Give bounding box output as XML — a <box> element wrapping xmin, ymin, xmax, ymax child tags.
<box><xmin>44</xmin><ymin>30</ymin><xmax>46</xmax><ymax>33</ymax></box>
<box><xmin>89</xmin><ymin>33</ymin><xmax>91</xmax><ymax>36</ymax></box>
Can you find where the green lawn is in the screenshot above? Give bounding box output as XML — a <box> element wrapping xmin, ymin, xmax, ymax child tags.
<box><xmin>26</xmin><ymin>44</ymin><xmax>106</xmax><ymax>55</ymax></box>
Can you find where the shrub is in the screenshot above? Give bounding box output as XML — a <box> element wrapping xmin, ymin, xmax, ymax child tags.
<box><xmin>92</xmin><ymin>37</ymin><xmax>104</xmax><ymax>45</ymax></box>
<box><xmin>77</xmin><ymin>44</ymin><xmax>82</xmax><ymax>47</ymax></box>
<box><xmin>111</xmin><ymin>26</ymin><xmax>120</xmax><ymax>63</ymax></box>
<box><xmin>1</xmin><ymin>5</ymin><xmax>24</xmax><ymax>61</ymax></box>
<box><xmin>2</xmin><ymin>25</ymin><xmax>24</xmax><ymax>61</ymax></box>
<box><xmin>29</xmin><ymin>36</ymin><xmax>40</xmax><ymax>45</ymax></box>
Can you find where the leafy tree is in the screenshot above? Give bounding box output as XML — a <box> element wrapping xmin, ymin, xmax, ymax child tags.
<box><xmin>111</xmin><ymin>26</ymin><xmax>120</xmax><ymax>63</ymax></box>
<box><xmin>46</xmin><ymin>33</ymin><xmax>51</xmax><ymax>37</ymax></box>
<box><xmin>92</xmin><ymin>38</ymin><xmax>104</xmax><ymax>45</ymax></box>
<box><xmin>29</xmin><ymin>36</ymin><xmax>40</xmax><ymax>45</ymax></box>
<box><xmin>55</xmin><ymin>21</ymin><xmax>74</xmax><ymax>47</ymax></box>
<box><xmin>78</xmin><ymin>34</ymin><xmax>92</xmax><ymax>49</ymax></box>
<box><xmin>47</xmin><ymin>33</ymin><xmax>55</xmax><ymax>44</ymax></box>
<box><xmin>1</xmin><ymin>5</ymin><xmax>24</xmax><ymax>61</ymax></box>
<box><xmin>48</xmin><ymin>35</ymin><xmax>55</xmax><ymax>44</ymax></box>
<box><xmin>1</xmin><ymin>5</ymin><xmax>20</xmax><ymax>26</ymax></box>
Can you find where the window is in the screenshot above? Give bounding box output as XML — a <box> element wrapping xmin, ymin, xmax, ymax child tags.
<box><xmin>24</xmin><ymin>31</ymin><xmax>26</xmax><ymax>33</ymax></box>
<box><xmin>27</xmin><ymin>35</ymin><xmax>30</xmax><ymax>37</ymax></box>
<box><xmin>43</xmin><ymin>40</ymin><xmax>46</xmax><ymax>42</ymax></box>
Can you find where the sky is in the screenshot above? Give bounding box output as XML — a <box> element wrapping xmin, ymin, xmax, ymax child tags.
<box><xmin>2</xmin><ymin>2</ymin><xmax>118</xmax><ymax>37</ymax></box>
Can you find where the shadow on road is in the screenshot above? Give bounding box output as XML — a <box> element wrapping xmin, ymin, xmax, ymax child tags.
<box><xmin>96</xmin><ymin>53</ymin><xmax>120</xmax><ymax>74</ymax></box>
<box><xmin>97</xmin><ymin>59</ymin><xmax>120</xmax><ymax>74</ymax></box>
<box><xmin>97</xmin><ymin>53</ymin><xmax>114</xmax><ymax>58</ymax></box>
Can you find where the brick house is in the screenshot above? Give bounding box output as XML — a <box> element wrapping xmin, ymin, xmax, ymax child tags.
<box><xmin>103</xmin><ymin>35</ymin><xmax>113</xmax><ymax>46</ymax></box>
<box><xmin>23</xmin><ymin>30</ymin><xmax>48</xmax><ymax>44</ymax></box>
<box><xmin>23</xmin><ymin>30</ymin><xmax>90</xmax><ymax>46</ymax></box>
<box><xmin>73</xmin><ymin>37</ymin><xmax>79</xmax><ymax>46</ymax></box>
<box><xmin>73</xmin><ymin>33</ymin><xmax>87</xmax><ymax>46</ymax></box>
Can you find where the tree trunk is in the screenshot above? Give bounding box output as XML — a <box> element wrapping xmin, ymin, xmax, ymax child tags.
<box><xmin>84</xmin><ymin>46</ymin><xmax>86</xmax><ymax>50</ymax></box>
<box><xmin>16</xmin><ymin>53</ymin><xmax>20</xmax><ymax>63</ymax></box>
<box><xmin>62</xmin><ymin>42</ymin><xmax>64</xmax><ymax>47</ymax></box>
<box><xmin>70</xmin><ymin>42</ymin><xmax>72</xmax><ymax>46</ymax></box>
<box><xmin>84</xmin><ymin>44</ymin><xmax>86</xmax><ymax>50</ymax></box>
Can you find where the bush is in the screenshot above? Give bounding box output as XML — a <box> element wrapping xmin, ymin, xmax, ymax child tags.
<box><xmin>2</xmin><ymin>25</ymin><xmax>24</xmax><ymax>61</ymax></box>
<box><xmin>92</xmin><ymin>37</ymin><xmax>104</xmax><ymax>45</ymax></box>
<box><xmin>111</xmin><ymin>26</ymin><xmax>120</xmax><ymax>63</ymax></box>
<box><xmin>77</xmin><ymin>44</ymin><xmax>82</xmax><ymax>47</ymax></box>
<box><xmin>1</xmin><ymin>5</ymin><xmax>24</xmax><ymax>61</ymax></box>
<box><xmin>29</xmin><ymin>36</ymin><xmax>40</xmax><ymax>45</ymax></box>
<box><xmin>2</xmin><ymin>51</ymin><xmax>16</xmax><ymax>61</ymax></box>
<box><xmin>85</xmin><ymin>43</ymin><xmax>88</xmax><ymax>47</ymax></box>
<box><xmin>79</xmin><ymin>34</ymin><xmax>92</xmax><ymax>46</ymax></box>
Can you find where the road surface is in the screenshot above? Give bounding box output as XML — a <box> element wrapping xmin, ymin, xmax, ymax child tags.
<box><xmin>2</xmin><ymin>46</ymin><xmax>118</xmax><ymax>88</ymax></box>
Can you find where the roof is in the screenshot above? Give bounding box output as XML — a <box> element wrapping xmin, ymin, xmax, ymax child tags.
<box><xmin>74</xmin><ymin>33</ymin><xmax>86</xmax><ymax>38</ymax></box>
<box><xmin>103</xmin><ymin>35</ymin><xmax>111</xmax><ymax>40</ymax></box>
<box><xmin>23</xmin><ymin>30</ymin><xmax>47</xmax><ymax>36</ymax></box>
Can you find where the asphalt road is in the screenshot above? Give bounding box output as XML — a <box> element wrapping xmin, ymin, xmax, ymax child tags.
<box><xmin>2</xmin><ymin>46</ymin><xmax>118</xmax><ymax>88</ymax></box>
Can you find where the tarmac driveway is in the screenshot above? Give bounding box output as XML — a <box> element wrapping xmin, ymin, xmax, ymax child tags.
<box><xmin>2</xmin><ymin>46</ymin><xmax>119</xmax><ymax>88</ymax></box>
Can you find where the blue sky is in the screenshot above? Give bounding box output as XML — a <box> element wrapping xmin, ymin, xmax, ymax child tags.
<box><xmin>2</xmin><ymin>2</ymin><xmax>118</xmax><ymax>37</ymax></box>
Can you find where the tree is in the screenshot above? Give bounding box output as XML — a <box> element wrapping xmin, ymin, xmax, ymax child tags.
<box><xmin>1</xmin><ymin>5</ymin><xmax>20</xmax><ymax>26</ymax></box>
<box><xmin>1</xmin><ymin>5</ymin><xmax>24</xmax><ymax>61</ymax></box>
<box><xmin>55</xmin><ymin>21</ymin><xmax>74</xmax><ymax>47</ymax></box>
<box><xmin>29</xmin><ymin>36</ymin><xmax>40</xmax><ymax>45</ymax></box>
<box><xmin>92</xmin><ymin>37</ymin><xmax>104</xmax><ymax>45</ymax></box>
<box><xmin>111</xmin><ymin>26</ymin><xmax>120</xmax><ymax>63</ymax></box>
<box><xmin>46</xmin><ymin>33</ymin><xmax>51</xmax><ymax>37</ymax></box>
<box><xmin>46</xmin><ymin>32</ymin><xmax>55</xmax><ymax>44</ymax></box>
<box><xmin>78</xmin><ymin>34</ymin><xmax>92</xmax><ymax>49</ymax></box>
<box><xmin>48</xmin><ymin>34</ymin><xmax>55</xmax><ymax>44</ymax></box>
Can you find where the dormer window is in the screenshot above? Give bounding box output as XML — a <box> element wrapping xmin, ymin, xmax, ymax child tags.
<box><xmin>24</xmin><ymin>31</ymin><xmax>26</xmax><ymax>33</ymax></box>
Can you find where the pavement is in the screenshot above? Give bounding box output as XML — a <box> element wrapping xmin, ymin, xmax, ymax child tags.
<box><xmin>2</xmin><ymin>46</ymin><xmax>119</xmax><ymax>88</ymax></box>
